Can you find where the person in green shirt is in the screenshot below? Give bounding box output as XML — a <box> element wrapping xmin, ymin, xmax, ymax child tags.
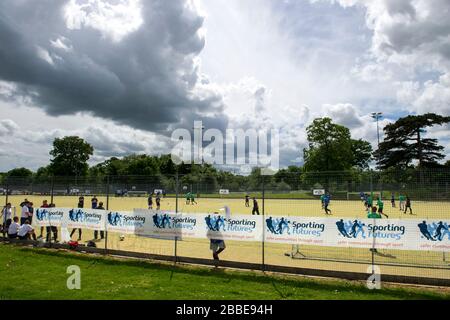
<box><xmin>190</xmin><ymin>193</ymin><xmax>197</xmax><ymax>205</ymax></box>
<box><xmin>320</xmin><ymin>194</ymin><xmax>325</xmax><ymax>209</ymax></box>
<box><xmin>368</xmin><ymin>206</ymin><xmax>381</xmax><ymax>253</ymax></box>
<box><xmin>368</xmin><ymin>206</ymin><xmax>381</xmax><ymax>219</ymax></box>
<box><xmin>366</xmin><ymin>194</ymin><xmax>373</xmax><ymax>208</ymax></box>
<box><xmin>186</xmin><ymin>192</ymin><xmax>191</xmax><ymax>205</ymax></box>
<box><xmin>399</xmin><ymin>194</ymin><xmax>405</xmax><ymax>212</ymax></box>
<box><xmin>376</xmin><ymin>197</ymin><xmax>388</xmax><ymax>218</ymax></box>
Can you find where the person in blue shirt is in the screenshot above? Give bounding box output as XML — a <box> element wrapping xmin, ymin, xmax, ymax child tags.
<box><xmin>323</xmin><ymin>193</ymin><xmax>332</xmax><ymax>215</ymax></box>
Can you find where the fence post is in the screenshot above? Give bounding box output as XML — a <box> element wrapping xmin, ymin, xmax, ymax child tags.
<box><xmin>50</xmin><ymin>176</ymin><xmax>54</xmax><ymax>205</ymax></box>
<box><xmin>48</xmin><ymin>176</ymin><xmax>55</xmax><ymax>247</ymax></box>
<box><xmin>262</xmin><ymin>174</ymin><xmax>265</xmax><ymax>272</ymax></box>
<box><xmin>4</xmin><ymin>177</ymin><xmax>8</xmax><ymax>207</ymax></box>
<box><xmin>105</xmin><ymin>175</ymin><xmax>110</xmax><ymax>254</ymax></box>
<box><xmin>370</xmin><ymin>169</ymin><xmax>375</xmax><ymax>274</ymax></box>
<box><xmin>174</xmin><ymin>172</ymin><xmax>179</xmax><ymax>264</ymax></box>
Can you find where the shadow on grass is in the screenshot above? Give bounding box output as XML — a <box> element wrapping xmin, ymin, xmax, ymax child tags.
<box><xmin>13</xmin><ymin>245</ymin><xmax>449</xmax><ymax>300</ymax></box>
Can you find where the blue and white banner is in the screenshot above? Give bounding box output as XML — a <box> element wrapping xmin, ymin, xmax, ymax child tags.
<box><xmin>33</xmin><ymin>208</ymin><xmax>450</xmax><ymax>252</ymax></box>
<box><xmin>33</xmin><ymin>208</ymin><xmax>69</xmax><ymax>228</ymax></box>
<box><xmin>63</xmin><ymin>208</ymin><xmax>107</xmax><ymax>230</ymax></box>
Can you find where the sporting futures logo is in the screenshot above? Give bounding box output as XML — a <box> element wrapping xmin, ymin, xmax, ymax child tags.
<box><xmin>36</xmin><ymin>209</ymin><xmax>64</xmax><ymax>224</ymax></box>
<box><xmin>336</xmin><ymin>219</ymin><xmax>405</xmax><ymax>240</ymax></box>
<box><xmin>69</xmin><ymin>209</ymin><xmax>102</xmax><ymax>225</ymax></box>
<box><xmin>418</xmin><ymin>221</ymin><xmax>449</xmax><ymax>241</ymax></box>
<box><xmin>107</xmin><ymin>212</ymin><xmax>145</xmax><ymax>227</ymax></box>
<box><xmin>265</xmin><ymin>217</ymin><xmax>325</xmax><ymax>236</ymax></box>
<box><xmin>205</xmin><ymin>215</ymin><xmax>256</xmax><ymax>233</ymax></box>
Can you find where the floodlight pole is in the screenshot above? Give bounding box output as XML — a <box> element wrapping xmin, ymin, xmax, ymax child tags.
<box><xmin>371</xmin><ymin>112</ymin><xmax>383</xmax><ymax>151</ymax></box>
<box><xmin>262</xmin><ymin>174</ymin><xmax>265</xmax><ymax>272</ymax></box>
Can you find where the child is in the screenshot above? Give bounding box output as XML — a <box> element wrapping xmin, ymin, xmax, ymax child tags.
<box><xmin>377</xmin><ymin>197</ymin><xmax>388</xmax><ymax>218</ymax></box>
<box><xmin>18</xmin><ymin>220</ymin><xmax>36</xmax><ymax>241</ymax></box>
<box><xmin>8</xmin><ymin>216</ymin><xmax>20</xmax><ymax>239</ymax></box>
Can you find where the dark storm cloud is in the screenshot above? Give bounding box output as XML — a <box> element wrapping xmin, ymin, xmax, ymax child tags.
<box><xmin>0</xmin><ymin>0</ymin><xmax>228</xmax><ymax>134</ymax></box>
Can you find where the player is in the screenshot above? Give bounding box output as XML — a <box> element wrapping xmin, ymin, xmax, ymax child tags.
<box><xmin>156</xmin><ymin>193</ymin><xmax>161</xmax><ymax>210</ymax></box>
<box><xmin>390</xmin><ymin>193</ymin><xmax>396</xmax><ymax>208</ymax></box>
<box><xmin>186</xmin><ymin>192</ymin><xmax>191</xmax><ymax>205</ymax></box>
<box><xmin>190</xmin><ymin>193</ymin><xmax>197</xmax><ymax>205</ymax></box>
<box><xmin>320</xmin><ymin>194</ymin><xmax>325</xmax><ymax>209</ymax></box>
<box><xmin>404</xmin><ymin>196</ymin><xmax>413</xmax><ymax>215</ymax></box>
<box><xmin>399</xmin><ymin>194</ymin><xmax>405</xmax><ymax>211</ymax></box>
<box><xmin>245</xmin><ymin>194</ymin><xmax>250</xmax><ymax>207</ymax></box>
<box><xmin>252</xmin><ymin>198</ymin><xmax>260</xmax><ymax>215</ymax></box>
<box><xmin>366</xmin><ymin>193</ymin><xmax>373</xmax><ymax>211</ymax></box>
<box><xmin>376</xmin><ymin>197</ymin><xmax>388</xmax><ymax>218</ymax></box>
<box><xmin>323</xmin><ymin>193</ymin><xmax>332</xmax><ymax>215</ymax></box>
<box><xmin>148</xmin><ymin>193</ymin><xmax>154</xmax><ymax>210</ymax></box>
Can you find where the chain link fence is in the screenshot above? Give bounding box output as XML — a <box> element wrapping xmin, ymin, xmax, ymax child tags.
<box><xmin>1</xmin><ymin>168</ymin><xmax>449</xmax><ymax>283</ymax></box>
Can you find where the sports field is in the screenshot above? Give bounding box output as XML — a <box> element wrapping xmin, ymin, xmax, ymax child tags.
<box><xmin>2</xmin><ymin>195</ymin><xmax>449</xmax><ymax>281</ymax></box>
<box><xmin>0</xmin><ymin>245</ymin><xmax>449</xmax><ymax>300</ymax></box>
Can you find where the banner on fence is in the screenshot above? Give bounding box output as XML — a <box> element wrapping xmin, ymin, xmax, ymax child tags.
<box><xmin>33</xmin><ymin>208</ymin><xmax>450</xmax><ymax>252</ymax></box>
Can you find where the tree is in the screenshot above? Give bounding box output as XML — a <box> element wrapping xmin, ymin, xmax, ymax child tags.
<box><xmin>375</xmin><ymin>113</ymin><xmax>450</xmax><ymax>169</ymax></box>
<box><xmin>49</xmin><ymin>136</ymin><xmax>94</xmax><ymax>176</ymax></box>
<box><xmin>303</xmin><ymin>118</ymin><xmax>354</xmax><ymax>171</ymax></box>
<box><xmin>351</xmin><ymin>139</ymin><xmax>373</xmax><ymax>169</ymax></box>
<box><xmin>6</xmin><ymin>167</ymin><xmax>33</xmax><ymax>177</ymax></box>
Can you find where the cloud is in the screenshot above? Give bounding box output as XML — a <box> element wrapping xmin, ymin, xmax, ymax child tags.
<box><xmin>0</xmin><ymin>119</ymin><xmax>19</xmax><ymax>136</ymax></box>
<box><xmin>0</xmin><ymin>0</ymin><xmax>228</xmax><ymax>135</ymax></box>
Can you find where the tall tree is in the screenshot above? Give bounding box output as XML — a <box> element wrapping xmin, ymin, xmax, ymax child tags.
<box><xmin>375</xmin><ymin>113</ymin><xmax>450</xmax><ymax>169</ymax></box>
<box><xmin>303</xmin><ymin>118</ymin><xmax>354</xmax><ymax>171</ymax></box>
<box><xmin>351</xmin><ymin>139</ymin><xmax>373</xmax><ymax>169</ymax></box>
<box><xmin>49</xmin><ymin>136</ymin><xmax>94</xmax><ymax>176</ymax></box>
<box><xmin>6</xmin><ymin>167</ymin><xmax>33</xmax><ymax>177</ymax></box>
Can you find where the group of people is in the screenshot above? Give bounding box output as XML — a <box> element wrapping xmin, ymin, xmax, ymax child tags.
<box><xmin>1</xmin><ymin>199</ymin><xmax>57</xmax><ymax>241</ymax></box>
<box><xmin>70</xmin><ymin>195</ymin><xmax>106</xmax><ymax>241</ymax></box>
<box><xmin>360</xmin><ymin>192</ymin><xmax>413</xmax><ymax>216</ymax></box>
<box><xmin>185</xmin><ymin>192</ymin><xmax>197</xmax><ymax>205</ymax></box>
<box><xmin>147</xmin><ymin>192</ymin><xmax>162</xmax><ymax>210</ymax></box>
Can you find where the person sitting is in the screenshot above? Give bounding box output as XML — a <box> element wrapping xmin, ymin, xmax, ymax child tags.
<box><xmin>18</xmin><ymin>220</ymin><xmax>37</xmax><ymax>241</ymax></box>
<box><xmin>8</xmin><ymin>217</ymin><xmax>20</xmax><ymax>239</ymax></box>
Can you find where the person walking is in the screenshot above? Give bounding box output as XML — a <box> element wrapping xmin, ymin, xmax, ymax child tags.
<box><xmin>252</xmin><ymin>197</ymin><xmax>260</xmax><ymax>215</ymax></box>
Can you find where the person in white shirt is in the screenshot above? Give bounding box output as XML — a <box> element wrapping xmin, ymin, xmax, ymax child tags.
<box><xmin>8</xmin><ymin>216</ymin><xmax>20</xmax><ymax>239</ymax></box>
<box><xmin>18</xmin><ymin>220</ymin><xmax>36</xmax><ymax>240</ymax></box>
<box><xmin>1</xmin><ymin>203</ymin><xmax>12</xmax><ymax>237</ymax></box>
<box><xmin>21</xmin><ymin>203</ymin><xmax>30</xmax><ymax>225</ymax></box>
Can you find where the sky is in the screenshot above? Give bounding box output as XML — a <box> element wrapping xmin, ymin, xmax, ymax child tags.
<box><xmin>0</xmin><ymin>0</ymin><xmax>449</xmax><ymax>172</ymax></box>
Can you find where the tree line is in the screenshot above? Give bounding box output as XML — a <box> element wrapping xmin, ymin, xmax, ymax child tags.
<box><xmin>1</xmin><ymin>113</ymin><xmax>449</xmax><ymax>192</ymax></box>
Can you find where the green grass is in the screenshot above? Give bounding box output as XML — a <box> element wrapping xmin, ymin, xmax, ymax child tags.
<box><xmin>0</xmin><ymin>244</ymin><xmax>449</xmax><ymax>300</ymax></box>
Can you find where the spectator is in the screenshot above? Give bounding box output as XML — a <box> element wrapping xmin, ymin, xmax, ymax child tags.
<box><xmin>94</xmin><ymin>202</ymin><xmax>105</xmax><ymax>240</ymax></box>
<box><xmin>210</xmin><ymin>212</ymin><xmax>226</xmax><ymax>261</ymax></box>
<box><xmin>20</xmin><ymin>201</ymin><xmax>30</xmax><ymax>225</ymax></box>
<box><xmin>91</xmin><ymin>195</ymin><xmax>98</xmax><ymax>209</ymax></box>
<box><xmin>27</xmin><ymin>202</ymin><xmax>34</xmax><ymax>225</ymax></box>
<box><xmin>18</xmin><ymin>220</ymin><xmax>36</xmax><ymax>241</ymax></box>
<box><xmin>1</xmin><ymin>202</ymin><xmax>12</xmax><ymax>237</ymax></box>
<box><xmin>70</xmin><ymin>196</ymin><xmax>84</xmax><ymax>241</ymax></box>
<box><xmin>8</xmin><ymin>217</ymin><xmax>20</xmax><ymax>239</ymax></box>
<box><xmin>46</xmin><ymin>202</ymin><xmax>58</xmax><ymax>243</ymax></box>
<box><xmin>38</xmin><ymin>200</ymin><xmax>49</xmax><ymax>239</ymax></box>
